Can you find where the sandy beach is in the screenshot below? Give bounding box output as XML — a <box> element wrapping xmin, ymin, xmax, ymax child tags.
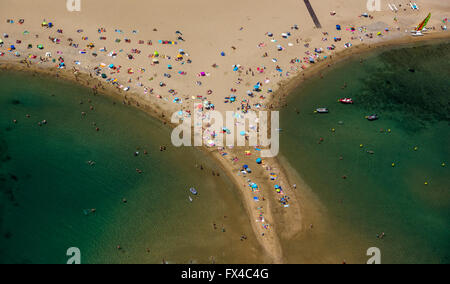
<box><xmin>1</xmin><ymin>0</ymin><xmax>449</xmax><ymax>263</ymax></box>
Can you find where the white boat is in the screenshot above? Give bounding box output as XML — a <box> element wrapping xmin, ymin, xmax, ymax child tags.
<box><xmin>315</xmin><ymin>108</ymin><xmax>329</xmax><ymax>113</ymax></box>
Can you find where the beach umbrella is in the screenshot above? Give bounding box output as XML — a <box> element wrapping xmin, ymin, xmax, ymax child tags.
<box><xmin>243</xmin><ymin>165</ymin><xmax>249</xmax><ymax>169</ymax></box>
<box><xmin>256</xmin><ymin>158</ymin><xmax>262</xmax><ymax>164</ymax></box>
<box><xmin>336</xmin><ymin>25</ymin><xmax>341</xmax><ymax>30</ymax></box>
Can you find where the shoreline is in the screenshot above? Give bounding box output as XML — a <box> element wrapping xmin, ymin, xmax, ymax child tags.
<box><xmin>268</xmin><ymin>31</ymin><xmax>450</xmax><ymax>110</ymax></box>
<box><xmin>2</xmin><ymin>30</ymin><xmax>450</xmax><ymax>263</ymax></box>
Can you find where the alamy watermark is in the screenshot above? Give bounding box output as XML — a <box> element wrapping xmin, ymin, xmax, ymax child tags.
<box><xmin>171</xmin><ymin>109</ymin><xmax>279</xmax><ymax>158</ymax></box>
<box><xmin>367</xmin><ymin>0</ymin><xmax>382</xmax><ymax>11</ymax></box>
<box><xmin>367</xmin><ymin>247</ymin><xmax>381</xmax><ymax>264</ymax></box>
<box><xmin>66</xmin><ymin>247</ymin><xmax>81</xmax><ymax>264</ymax></box>
<box><xmin>66</xmin><ymin>0</ymin><xmax>81</xmax><ymax>12</ymax></box>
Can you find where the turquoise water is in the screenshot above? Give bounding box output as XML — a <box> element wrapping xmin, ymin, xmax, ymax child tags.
<box><xmin>280</xmin><ymin>40</ymin><xmax>449</xmax><ymax>264</ymax></box>
<box><xmin>0</xmin><ymin>71</ymin><xmax>263</xmax><ymax>264</ymax></box>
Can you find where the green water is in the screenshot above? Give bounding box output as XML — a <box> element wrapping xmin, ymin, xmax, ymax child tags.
<box><xmin>0</xmin><ymin>71</ymin><xmax>263</xmax><ymax>264</ymax></box>
<box><xmin>280</xmin><ymin>40</ymin><xmax>449</xmax><ymax>264</ymax></box>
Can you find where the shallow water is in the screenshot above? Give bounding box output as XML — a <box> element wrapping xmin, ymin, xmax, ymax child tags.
<box><xmin>0</xmin><ymin>71</ymin><xmax>264</xmax><ymax>264</ymax></box>
<box><xmin>280</xmin><ymin>40</ymin><xmax>450</xmax><ymax>264</ymax></box>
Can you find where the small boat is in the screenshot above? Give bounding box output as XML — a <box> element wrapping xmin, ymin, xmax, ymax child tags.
<box><xmin>411</xmin><ymin>13</ymin><xmax>430</xmax><ymax>36</ymax></box>
<box><xmin>339</xmin><ymin>98</ymin><xmax>353</xmax><ymax>104</ymax></box>
<box><xmin>367</xmin><ymin>114</ymin><xmax>379</xmax><ymax>121</ymax></box>
<box><xmin>189</xmin><ymin>196</ymin><xmax>193</xmax><ymax>202</ymax></box>
<box><xmin>315</xmin><ymin>108</ymin><xmax>329</xmax><ymax>113</ymax></box>
<box><xmin>190</xmin><ymin>187</ymin><xmax>198</xmax><ymax>195</ymax></box>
